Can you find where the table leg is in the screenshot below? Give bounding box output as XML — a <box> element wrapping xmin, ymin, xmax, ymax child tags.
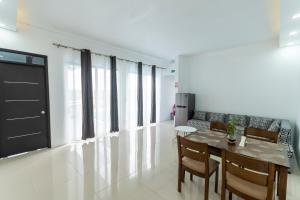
<box><xmin>278</xmin><ymin>167</ymin><xmax>288</xmax><ymax>200</ymax></box>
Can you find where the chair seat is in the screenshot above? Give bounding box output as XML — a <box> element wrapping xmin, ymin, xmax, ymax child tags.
<box><xmin>182</xmin><ymin>157</ymin><xmax>219</xmax><ymax>174</ymax></box>
<box><xmin>226</xmin><ymin>172</ymin><xmax>270</xmax><ymax>200</ymax></box>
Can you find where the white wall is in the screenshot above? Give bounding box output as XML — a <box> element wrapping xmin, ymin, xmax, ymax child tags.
<box><xmin>177</xmin><ymin>40</ymin><xmax>300</xmax><ymax>166</ymax></box>
<box><xmin>178</xmin><ymin>40</ymin><xmax>300</xmax><ymax>121</ymax></box>
<box><xmin>160</xmin><ymin>73</ymin><xmax>175</xmax><ymax>121</ymax></box>
<box><xmin>0</xmin><ymin>22</ymin><xmax>171</xmax><ymax>147</ymax></box>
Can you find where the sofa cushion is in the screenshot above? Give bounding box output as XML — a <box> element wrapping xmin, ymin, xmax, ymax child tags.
<box><xmin>208</xmin><ymin>112</ymin><xmax>225</xmax><ymax>123</ymax></box>
<box><xmin>187</xmin><ymin>119</ymin><xmax>210</xmax><ymax>130</ymax></box>
<box><xmin>248</xmin><ymin>116</ymin><xmax>273</xmax><ymax>130</ymax></box>
<box><xmin>268</xmin><ymin>119</ymin><xmax>281</xmax><ymax>133</ymax></box>
<box><xmin>193</xmin><ymin>111</ymin><xmax>206</xmax><ymax>121</ymax></box>
<box><xmin>228</xmin><ymin>114</ymin><xmax>248</xmax><ymax>127</ymax></box>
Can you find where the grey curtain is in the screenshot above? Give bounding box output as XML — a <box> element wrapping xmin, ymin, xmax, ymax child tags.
<box><xmin>110</xmin><ymin>56</ymin><xmax>119</xmax><ymax>132</ymax></box>
<box><xmin>137</xmin><ymin>62</ymin><xmax>143</xmax><ymax>126</ymax></box>
<box><xmin>150</xmin><ymin>65</ymin><xmax>156</xmax><ymax>123</ymax></box>
<box><xmin>81</xmin><ymin>49</ymin><xmax>95</xmax><ymax>140</ymax></box>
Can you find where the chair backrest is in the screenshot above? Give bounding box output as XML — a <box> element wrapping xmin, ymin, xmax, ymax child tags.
<box><xmin>245</xmin><ymin>127</ymin><xmax>278</xmax><ymax>143</ymax></box>
<box><xmin>210</xmin><ymin>121</ymin><xmax>227</xmax><ymax>133</ymax></box>
<box><xmin>222</xmin><ymin>150</ymin><xmax>275</xmax><ymax>199</ymax></box>
<box><xmin>177</xmin><ymin>135</ymin><xmax>209</xmax><ymax>168</ymax></box>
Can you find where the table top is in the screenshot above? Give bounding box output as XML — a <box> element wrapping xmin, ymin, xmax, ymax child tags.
<box><xmin>186</xmin><ymin>130</ymin><xmax>290</xmax><ymax>168</ymax></box>
<box><xmin>175</xmin><ymin>126</ymin><xmax>197</xmax><ymax>133</ymax></box>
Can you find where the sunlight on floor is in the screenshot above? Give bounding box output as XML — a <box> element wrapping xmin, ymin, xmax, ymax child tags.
<box><xmin>0</xmin><ymin>121</ymin><xmax>299</xmax><ymax>200</ymax></box>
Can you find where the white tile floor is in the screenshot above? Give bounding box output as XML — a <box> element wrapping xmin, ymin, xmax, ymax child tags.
<box><xmin>0</xmin><ymin>121</ymin><xmax>299</xmax><ymax>200</ymax></box>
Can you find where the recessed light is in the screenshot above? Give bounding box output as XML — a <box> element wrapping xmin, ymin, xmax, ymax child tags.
<box><xmin>287</xmin><ymin>42</ymin><xmax>295</xmax><ymax>46</ymax></box>
<box><xmin>289</xmin><ymin>31</ymin><xmax>298</xmax><ymax>36</ymax></box>
<box><xmin>0</xmin><ymin>23</ymin><xmax>6</xmax><ymax>27</ymax></box>
<box><xmin>0</xmin><ymin>0</ymin><xmax>3</xmax><ymax>3</ymax></box>
<box><xmin>292</xmin><ymin>13</ymin><xmax>300</xmax><ymax>20</ymax></box>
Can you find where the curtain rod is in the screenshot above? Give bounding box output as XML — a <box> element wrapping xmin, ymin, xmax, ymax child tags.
<box><xmin>52</xmin><ymin>43</ymin><xmax>167</xmax><ymax>69</ymax></box>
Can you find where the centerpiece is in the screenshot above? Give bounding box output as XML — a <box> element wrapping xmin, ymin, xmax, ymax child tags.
<box><xmin>227</xmin><ymin>118</ymin><xmax>237</xmax><ymax>143</ymax></box>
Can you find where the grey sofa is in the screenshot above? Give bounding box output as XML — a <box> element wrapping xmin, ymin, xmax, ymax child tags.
<box><xmin>187</xmin><ymin>111</ymin><xmax>294</xmax><ymax>171</ymax></box>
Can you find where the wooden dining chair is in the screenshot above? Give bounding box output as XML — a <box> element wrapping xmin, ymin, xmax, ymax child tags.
<box><xmin>210</xmin><ymin>121</ymin><xmax>228</xmax><ymax>133</ymax></box>
<box><xmin>245</xmin><ymin>127</ymin><xmax>281</xmax><ymax>196</ymax></box>
<box><xmin>221</xmin><ymin>150</ymin><xmax>276</xmax><ymax>200</ymax></box>
<box><xmin>177</xmin><ymin>135</ymin><xmax>219</xmax><ymax>200</ymax></box>
<box><xmin>245</xmin><ymin>127</ymin><xmax>278</xmax><ymax>143</ymax></box>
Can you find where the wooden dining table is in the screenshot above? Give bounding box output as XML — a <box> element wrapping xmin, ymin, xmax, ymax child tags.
<box><xmin>185</xmin><ymin>130</ymin><xmax>290</xmax><ymax>200</ymax></box>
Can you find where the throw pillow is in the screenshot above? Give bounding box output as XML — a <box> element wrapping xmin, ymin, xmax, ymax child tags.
<box><xmin>248</xmin><ymin>116</ymin><xmax>273</xmax><ymax>130</ymax></box>
<box><xmin>193</xmin><ymin>111</ymin><xmax>206</xmax><ymax>120</ymax></box>
<box><xmin>208</xmin><ymin>112</ymin><xmax>225</xmax><ymax>123</ymax></box>
<box><xmin>228</xmin><ymin>114</ymin><xmax>248</xmax><ymax>127</ymax></box>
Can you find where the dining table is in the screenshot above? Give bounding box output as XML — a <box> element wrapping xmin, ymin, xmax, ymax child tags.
<box><xmin>185</xmin><ymin>130</ymin><xmax>290</xmax><ymax>200</ymax></box>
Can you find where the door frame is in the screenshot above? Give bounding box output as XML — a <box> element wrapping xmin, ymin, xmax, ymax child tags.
<box><xmin>0</xmin><ymin>48</ymin><xmax>51</xmax><ymax>148</ymax></box>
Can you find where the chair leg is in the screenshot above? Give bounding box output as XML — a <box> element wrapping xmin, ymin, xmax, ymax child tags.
<box><xmin>221</xmin><ymin>188</ymin><xmax>225</xmax><ymax>200</ymax></box>
<box><xmin>277</xmin><ymin>170</ymin><xmax>280</xmax><ymax>196</ymax></box>
<box><xmin>204</xmin><ymin>177</ymin><xmax>209</xmax><ymax>200</ymax></box>
<box><xmin>229</xmin><ymin>192</ymin><xmax>232</xmax><ymax>200</ymax></box>
<box><xmin>215</xmin><ymin>167</ymin><xmax>219</xmax><ymax>193</ymax></box>
<box><xmin>221</xmin><ymin>170</ymin><xmax>225</xmax><ymax>200</ymax></box>
<box><xmin>190</xmin><ymin>173</ymin><xmax>193</xmax><ymax>181</ymax></box>
<box><xmin>178</xmin><ymin>166</ymin><xmax>182</xmax><ymax>192</ymax></box>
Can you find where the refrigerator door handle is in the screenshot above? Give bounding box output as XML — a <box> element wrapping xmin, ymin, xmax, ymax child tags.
<box><xmin>176</xmin><ymin>105</ymin><xmax>187</xmax><ymax>108</ymax></box>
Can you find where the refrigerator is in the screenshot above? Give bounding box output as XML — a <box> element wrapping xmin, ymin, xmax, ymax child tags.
<box><xmin>175</xmin><ymin>93</ymin><xmax>195</xmax><ymax>126</ymax></box>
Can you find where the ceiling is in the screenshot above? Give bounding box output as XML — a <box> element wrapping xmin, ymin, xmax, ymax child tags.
<box><xmin>0</xmin><ymin>0</ymin><xmax>18</xmax><ymax>31</ymax></box>
<box><xmin>16</xmin><ymin>0</ymin><xmax>279</xmax><ymax>60</ymax></box>
<box><xmin>280</xmin><ymin>0</ymin><xmax>300</xmax><ymax>47</ymax></box>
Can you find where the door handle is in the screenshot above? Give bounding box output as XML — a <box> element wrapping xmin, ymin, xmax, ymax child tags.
<box><xmin>41</xmin><ymin>110</ymin><xmax>46</xmax><ymax>115</ymax></box>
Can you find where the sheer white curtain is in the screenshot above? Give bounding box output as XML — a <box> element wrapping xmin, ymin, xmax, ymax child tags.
<box><xmin>119</xmin><ymin>62</ymin><xmax>162</xmax><ymax>129</ymax></box>
<box><xmin>142</xmin><ymin>66</ymin><xmax>163</xmax><ymax>125</ymax></box>
<box><xmin>156</xmin><ymin>68</ymin><xmax>162</xmax><ymax>123</ymax></box>
<box><xmin>117</xmin><ymin>60</ymin><xmax>138</xmax><ymax>130</ymax></box>
<box><xmin>142</xmin><ymin>66</ymin><xmax>152</xmax><ymax>126</ymax></box>
<box><xmin>62</xmin><ymin>49</ymin><xmax>163</xmax><ymax>142</ymax></box>
<box><xmin>62</xmin><ymin>48</ymin><xmax>82</xmax><ymax>142</ymax></box>
<box><xmin>91</xmin><ymin>54</ymin><xmax>111</xmax><ymax>137</ymax></box>
<box><xmin>63</xmin><ymin>51</ymin><xmax>112</xmax><ymax>141</ymax></box>
<box><xmin>92</xmin><ymin>57</ymin><xmax>140</xmax><ymax>133</ymax></box>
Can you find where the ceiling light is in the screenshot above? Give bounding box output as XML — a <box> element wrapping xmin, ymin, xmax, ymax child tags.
<box><xmin>0</xmin><ymin>0</ymin><xmax>3</xmax><ymax>3</ymax></box>
<box><xmin>0</xmin><ymin>23</ymin><xmax>6</xmax><ymax>28</ymax></box>
<box><xmin>292</xmin><ymin>13</ymin><xmax>300</xmax><ymax>20</ymax></box>
<box><xmin>287</xmin><ymin>42</ymin><xmax>295</xmax><ymax>46</ymax></box>
<box><xmin>289</xmin><ymin>31</ymin><xmax>298</xmax><ymax>36</ymax></box>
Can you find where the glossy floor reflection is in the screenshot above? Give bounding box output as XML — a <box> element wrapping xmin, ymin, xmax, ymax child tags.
<box><xmin>0</xmin><ymin>121</ymin><xmax>299</xmax><ymax>200</ymax></box>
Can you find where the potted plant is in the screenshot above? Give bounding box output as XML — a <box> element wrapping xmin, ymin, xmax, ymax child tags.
<box><xmin>227</xmin><ymin>118</ymin><xmax>237</xmax><ymax>143</ymax></box>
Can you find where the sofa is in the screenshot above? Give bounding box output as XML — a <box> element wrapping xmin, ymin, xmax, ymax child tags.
<box><xmin>187</xmin><ymin>111</ymin><xmax>295</xmax><ymax>171</ymax></box>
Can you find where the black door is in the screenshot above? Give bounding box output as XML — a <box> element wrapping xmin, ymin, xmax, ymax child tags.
<box><xmin>0</xmin><ymin>49</ymin><xmax>51</xmax><ymax>157</ymax></box>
